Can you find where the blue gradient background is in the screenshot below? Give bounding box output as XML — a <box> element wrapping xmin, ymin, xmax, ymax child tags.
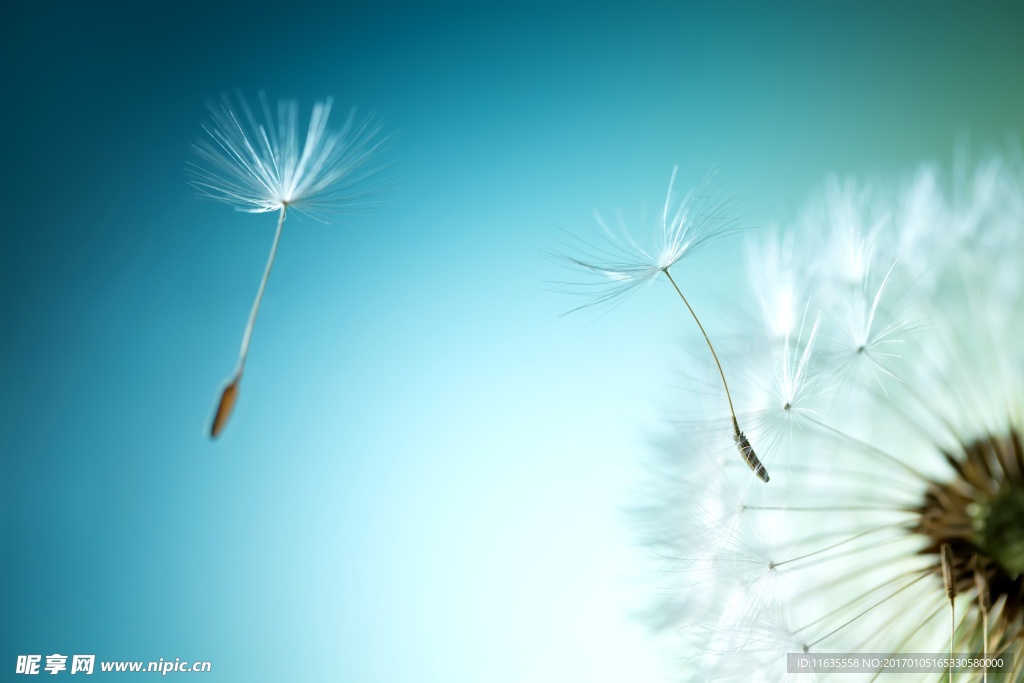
<box><xmin>2</xmin><ymin>1</ymin><xmax>1023</xmax><ymax>680</ymax></box>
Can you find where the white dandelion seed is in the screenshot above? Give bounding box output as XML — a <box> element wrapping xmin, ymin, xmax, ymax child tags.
<box><xmin>557</xmin><ymin>168</ymin><xmax>770</xmax><ymax>482</ymax></box>
<box><xmin>190</xmin><ymin>91</ymin><xmax>390</xmax><ymax>437</ymax></box>
<box><xmin>645</xmin><ymin>150</ymin><xmax>1024</xmax><ymax>681</ymax></box>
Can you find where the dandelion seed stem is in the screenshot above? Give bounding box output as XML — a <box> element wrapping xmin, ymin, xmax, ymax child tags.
<box><xmin>868</xmin><ymin>600</ymin><xmax>947</xmax><ymax>682</ymax></box>
<box><xmin>794</xmin><ymin>567</ymin><xmax>931</xmax><ymax>635</ymax></box>
<box><xmin>982</xmin><ymin>607</ymin><xmax>989</xmax><ymax>683</ymax></box>
<box><xmin>941</xmin><ymin>543</ymin><xmax>956</xmax><ymax>681</ymax></box>
<box><xmin>209</xmin><ymin>205</ymin><xmax>287</xmax><ymax>438</ymax></box>
<box><xmin>663</xmin><ymin>269</ymin><xmax>768</xmax><ymax>481</ymax></box>
<box><xmin>662</xmin><ymin>269</ymin><xmax>737</xmax><ymax>425</ymax></box>
<box><xmin>773</xmin><ymin>522</ymin><xmax>913</xmax><ymax>568</ymax></box>
<box><xmin>949</xmin><ymin>603</ymin><xmax>955</xmax><ymax>682</ymax></box>
<box><xmin>976</xmin><ymin>559</ymin><xmax>990</xmax><ymax>683</ymax></box>
<box><xmin>806</xmin><ymin>571</ymin><xmax>931</xmax><ymax>648</ymax></box>
<box><xmin>802</xmin><ymin>414</ymin><xmax>930</xmax><ymax>482</ymax></box>
<box><xmin>237</xmin><ymin>205</ymin><xmax>287</xmax><ymax>375</ymax></box>
<box><xmin>742</xmin><ymin>505</ymin><xmax>913</xmax><ymax>512</ymax></box>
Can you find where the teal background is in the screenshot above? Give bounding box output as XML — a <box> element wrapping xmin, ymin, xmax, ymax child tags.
<box><xmin>2</xmin><ymin>1</ymin><xmax>1023</xmax><ymax>680</ymax></box>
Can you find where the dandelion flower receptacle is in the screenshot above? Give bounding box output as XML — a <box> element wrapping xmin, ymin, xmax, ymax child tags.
<box><xmin>558</xmin><ymin>168</ymin><xmax>768</xmax><ymax>482</ymax></box>
<box><xmin>190</xmin><ymin>91</ymin><xmax>389</xmax><ymax>438</ymax></box>
<box><xmin>646</xmin><ymin>152</ymin><xmax>1024</xmax><ymax>680</ymax></box>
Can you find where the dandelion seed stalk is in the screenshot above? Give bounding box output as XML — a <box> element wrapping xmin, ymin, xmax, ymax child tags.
<box><xmin>942</xmin><ymin>543</ymin><xmax>957</xmax><ymax>680</ymax></box>
<box><xmin>976</xmin><ymin>562</ymin><xmax>991</xmax><ymax>683</ymax></box>
<box><xmin>663</xmin><ymin>268</ymin><xmax>769</xmax><ymax>482</ymax></box>
<box><xmin>211</xmin><ymin>205</ymin><xmax>287</xmax><ymax>438</ymax></box>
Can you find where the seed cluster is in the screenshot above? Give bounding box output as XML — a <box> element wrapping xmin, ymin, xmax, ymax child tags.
<box><xmin>914</xmin><ymin>432</ymin><xmax>1024</xmax><ymax>653</ymax></box>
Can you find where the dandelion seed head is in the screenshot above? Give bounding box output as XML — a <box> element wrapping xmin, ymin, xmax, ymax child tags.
<box><xmin>188</xmin><ymin>90</ymin><xmax>389</xmax><ymax>218</ymax></box>
<box><xmin>554</xmin><ymin>167</ymin><xmax>740</xmax><ymax>312</ymax></box>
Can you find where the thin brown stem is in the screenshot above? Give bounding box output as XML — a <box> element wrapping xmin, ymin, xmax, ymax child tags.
<box><xmin>663</xmin><ymin>269</ymin><xmax>737</xmax><ymax>427</ymax></box>
<box><xmin>663</xmin><ymin>268</ymin><xmax>768</xmax><ymax>481</ymax></box>
<box><xmin>942</xmin><ymin>543</ymin><xmax>956</xmax><ymax>681</ymax></box>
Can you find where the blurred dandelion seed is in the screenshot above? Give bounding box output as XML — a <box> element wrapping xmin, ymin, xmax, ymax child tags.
<box><xmin>190</xmin><ymin>91</ymin><xmax>390</xmax><ymax>438</ymax></box>
<box><xmin>556</xmin><ymin>168</ymin><xmax>768</xmax><ymax>482</ymax></box>
<box><xmin>645</xmin><ymin>149</ymin><xmax>1024</xmax><ymax>681</ymax></box>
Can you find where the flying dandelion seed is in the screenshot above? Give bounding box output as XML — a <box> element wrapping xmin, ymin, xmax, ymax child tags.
<box><xmin>556</xmin><ymin>168</ymin><xmax>769</xmax><ymax>482</ymax></box>
<box><xmin>189</xmin><ymin>91</ymin><xmax>390</xmax><ymax>438</ymax></box>
<box><xmin>644</xmin><ymin>149</ymin><xmax>1024</xmax><ymax>681</ymax></box>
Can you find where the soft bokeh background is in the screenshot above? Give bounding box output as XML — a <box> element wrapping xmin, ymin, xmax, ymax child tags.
<box><xmin>3</xmin><ymin>1</ymin><xmax>1023</xmax><ymax>680</ymax></box>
